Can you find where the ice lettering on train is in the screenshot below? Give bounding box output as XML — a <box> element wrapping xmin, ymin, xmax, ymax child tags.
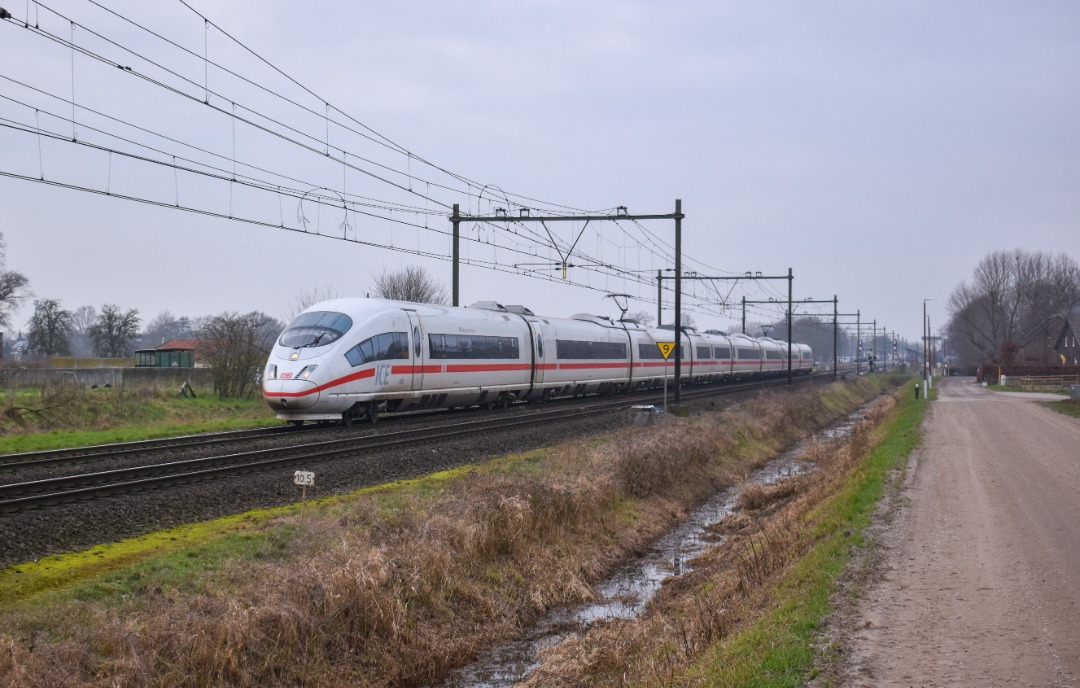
<box><xmin>376</xmin><ymin>363</ymin><xmax>392</xmax><ymax>386</ymax></box>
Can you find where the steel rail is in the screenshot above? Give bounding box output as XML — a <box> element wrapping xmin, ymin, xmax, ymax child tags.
<box><xmin>0</xmin><ymin>370</ymin><xmax>834</xmax><ymax>513</ymax></box>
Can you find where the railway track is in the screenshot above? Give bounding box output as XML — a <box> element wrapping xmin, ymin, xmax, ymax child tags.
<box><xmin>0</xmin><ymin>425</ymin><xmax>302</xmax><ymax>472</ymax></box>
<box><xmin>0</xmin><ymin>372</ymin><xmax>828</xmax><ymax>514</ymax></box>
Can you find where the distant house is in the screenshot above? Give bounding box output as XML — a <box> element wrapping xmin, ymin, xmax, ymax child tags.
<box><xmin>1052</xmin><ymin>306</ymin><xmax>1080</xmax><ymax>366</ymax></box>
<box><xmin>135</xmin><ymin>339</ymin><xmax>200</xmax><ymax>368</ymax></box>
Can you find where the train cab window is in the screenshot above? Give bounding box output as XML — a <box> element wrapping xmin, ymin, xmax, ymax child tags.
<box><xmin>344</xmin><ymin>332</ymin><xmax>409</xmax><ymax>367</ymax></box>
<box><xmin>279</xmin><ymin>311</ymin><xmax>353</xmax><ymax>349</ymax></box>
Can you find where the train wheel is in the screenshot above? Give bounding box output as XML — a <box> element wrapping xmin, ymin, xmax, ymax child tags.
<box><xmin>367</xmin><ymin>401</ymin><xmax>379</xmax><ymax>424</ymax></box>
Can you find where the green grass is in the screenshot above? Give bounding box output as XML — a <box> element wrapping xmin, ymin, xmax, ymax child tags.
<box><xmin>1039</xmin><ymin>398</ymin><xmax>1080</xmax><ymax>417</ymax></box>
<box><xmin>991</xmin><ymin>384</ymin><xmax>1069</xmax><ymax>394</ymax></box>
<box><xmin>0</xmin><ymin>507</ymin><xmax>295</xmax><ymax>609</ymax></box>
<box><xmin>0</xmin><ymin>389</ymin><xmax>275</xmax><ymax>454</ymax></box>
<box><xmin>686</xmin><ymin>386</ymin><xmax>926</xmax><ymax>686</ymax></box>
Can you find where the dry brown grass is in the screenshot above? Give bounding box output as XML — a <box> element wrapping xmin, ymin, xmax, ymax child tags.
<box><xmin>517</xmin><ymin>391</ymin><xmax>901</xmax><ymax>688</ymax></box>
<box><xmin>0</xmin><ymin>378</ymin><xmax>895</xmax><ymax>687</ymax></box>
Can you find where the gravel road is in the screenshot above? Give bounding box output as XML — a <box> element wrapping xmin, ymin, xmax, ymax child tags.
<box><xmin>833</xmin><ymin>377</ymin><xmax>1080</xmax><ymax>687</ymax></box>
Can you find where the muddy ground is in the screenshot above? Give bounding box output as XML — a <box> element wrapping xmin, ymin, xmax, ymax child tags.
<box><xmin>820</xmin><ymin>377</ymin><xmax>1080</xmax><ymax>687</ymax></box>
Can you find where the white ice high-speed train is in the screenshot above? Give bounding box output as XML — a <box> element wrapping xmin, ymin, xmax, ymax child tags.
<box><xmin>262</xmin><ymin>298</ymin><xmax>814</xmax><ymax>425</ymax></box>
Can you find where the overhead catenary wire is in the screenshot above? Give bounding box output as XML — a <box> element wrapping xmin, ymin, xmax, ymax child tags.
<box><xmin>0</xmin><ymin>2</ymin><xmax>781</xmax><ymax>323</ymax></box>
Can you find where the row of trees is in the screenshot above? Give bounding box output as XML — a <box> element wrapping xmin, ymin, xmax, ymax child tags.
<box><xmin>946</xmin><ymin>249</ymin><xmax>1080</xmax><ymax>367</ymax></box>
<box><xmin>26</xmin><ymin>301</ymin><xmax>141</xmax><ymax>358</ymax></box>
<box><xmin>5</xmin><ymin>261</ymin><xmax>452</xmax><ymax>397</ymax></box>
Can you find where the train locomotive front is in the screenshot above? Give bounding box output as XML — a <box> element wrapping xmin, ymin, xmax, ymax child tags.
<box><xmin>263</xmin><ymin>298</ymin><xmax>537</xmax><ymax>424</ymax></box>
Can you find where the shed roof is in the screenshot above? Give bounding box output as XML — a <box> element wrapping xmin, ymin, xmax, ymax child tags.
<box><xmin>158</xmin><ymin>339</ymin><xmax>199</xmax><ymax>351</ymax></box>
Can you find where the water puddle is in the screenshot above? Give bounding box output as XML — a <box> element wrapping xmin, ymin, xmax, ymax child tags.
<box><xmin>440</xmin><ymin>413</ymin><xmax>862</xmax><ymax>687</ymax></box>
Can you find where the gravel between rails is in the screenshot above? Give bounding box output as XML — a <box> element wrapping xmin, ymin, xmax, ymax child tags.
<box><xmin>0</xmin><ymin>405</ymin><xmax>636</xmax><ymax>570</ymax></box>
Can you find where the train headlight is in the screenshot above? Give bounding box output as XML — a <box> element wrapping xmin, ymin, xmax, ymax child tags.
<box><xmin>298</xmin><ymin>365</ymin><xmax>318</xmax><ymax>380</ymax></box>
<box><xmin>267</xmin><ymin>364</ymin><xmax>277</xmax><ymax>380</ymax></box>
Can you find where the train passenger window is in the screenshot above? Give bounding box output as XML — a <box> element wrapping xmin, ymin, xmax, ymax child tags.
<box><xmin>344</xmin><ymin>332</ymin><xmax>409</xmax><ymax>367</ymax></box>
<box><xmin>428</xmin><ymin>333</ymin><xmax>519</xmax><ymax>359</ymax></box>
<box><xmin>413</xmin><ymin>327</ymin><xmax>421</xmax><ymax>358</ymax></box>
<box><xmin>738</xmin><ymin>347</ymin><xmax>760</xmax><ymax>359</ymax></box>
<box><xmin>556</xmin><ymin>340</ymin><xmax>627</xmax><ymax>359</ymax></box>
<box><xmin>638</xmin><ymin>343</ymin><xmax>678</xmax><ymax>359</ymax></box>
<box><xmin>536</xmin><ymin>332</ymin><xmax>544</xmax><ymax>358</ymax></box>
<box><xmin>696</xmin><ymin>346</ymin><xmax>711</xmax><ymax>359</ymax></box>
<box><xmin>279</xmin><ymin>311</ymin><xmax>353</xmax><ymax>348</ymax></box>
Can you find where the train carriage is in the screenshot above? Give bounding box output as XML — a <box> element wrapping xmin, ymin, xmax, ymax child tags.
<box><xmin>729</xmin><ymin>334</ymin><xmax>763</xmax><ymax>378</ymax></box>
<box><xmin>263</xmin><ymin>297</ymin><xmax>813</xmax><ymax>425</ymax></box>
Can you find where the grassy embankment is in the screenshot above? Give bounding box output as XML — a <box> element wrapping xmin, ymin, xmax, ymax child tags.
<box><xmin>503</xmin><ymin>377</ymin><xmax>927</xmax><ymax>686</ymax></box>
<box><xmin>0</xmin><ymin>385</ymin><xmax>275</xmax><ymax>454</ymax></box>
<box><xmin>677</xmin><ymin>373</ymin><xmax>926</xmax><ymax>686</ymax></box>
<box><xmin>0</xmin><ymin>375</ymin><xmax>906</xmax><ymax>687</ymax></box>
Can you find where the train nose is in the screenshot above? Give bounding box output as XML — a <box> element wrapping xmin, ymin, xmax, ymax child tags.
<box><xmin>263</xmin><ymin>380</ymin><xmax>321</xmax><ymax>410</ymax></box>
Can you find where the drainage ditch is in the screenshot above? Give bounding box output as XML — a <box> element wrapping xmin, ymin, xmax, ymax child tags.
<box><xmin>440</xmin><ymin>413</ymin><xmax>862</xmax><ymax>687</ymax></box>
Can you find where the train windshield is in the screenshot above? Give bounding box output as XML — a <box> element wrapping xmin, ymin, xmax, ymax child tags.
<box><xmin>278</xmin><ymin>311</ymin><xmax>354</xmax><ymax>349</ymax></box>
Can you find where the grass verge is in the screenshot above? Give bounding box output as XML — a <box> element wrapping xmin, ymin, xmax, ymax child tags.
<box><xmin>0</xmin><ymin>387</ymin><xmax>274</xmax><ymax>454</ymax></box>
<box><xmin>1039</xmin><ymin>398</ymin><xmax>1080</xmax><ymax>417</ymax></box>
<box><xmin>681</xmin><ymin>379</ymin><xmax>925</xmax><ymax>685</ymax></box>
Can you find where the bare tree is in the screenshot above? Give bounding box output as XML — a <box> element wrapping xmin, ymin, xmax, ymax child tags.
<box><xmin>199</xmin><ymin>311</ymin><xmax>284</xmax><ymax>398</ymax></box>
<box><xmin>947</xmin><ymin>249</ymin><xmax>1080</xmax><ymax>365</ymax></box>
<box><xmin>88</xmin><ymin>304</ymin><xmax>141</xmax><ymax>358</ymax></box>
<box><xmin>69</xmin><ymin>305</ymin><xmax>97</xmax><ymax>357</ymax></box>
<box><xmin>372</xmin><ymin>266</ymin><xmax>448</xmax><ymax>304</ymax></box>
<box><xmin>1015</xmin><ymin>252</ymin><xmax>1080</xmax><ymax>362</ymax></box>
<box><xmin>0</xmin><ymin>232</ymin><xmax>30</xmax><ymax>330</ymax></box>
<box><xmin>26</xmin><ymin>298</ymin><xmax>74</xmax><ymax>357</ymax></box>
<box><xmin>144</xmin><ymin>311</ymin><xmax>195</xmax><ymax>346</ymax></box>
<box><xmin>288</xmin><ymin>285</ymin><xmax>338</xmax><ymax>320</ymax></box>
<box><xmin>624</xmin><ymin>310</ymin><xmax>655</xmax><ymax>327</ymax></box>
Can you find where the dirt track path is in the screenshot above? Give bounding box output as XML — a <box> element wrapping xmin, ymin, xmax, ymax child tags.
<box><xmin>842</xmin><ymin>377</ymin><xmax>1080</xmax><ymax>687</ymax></box>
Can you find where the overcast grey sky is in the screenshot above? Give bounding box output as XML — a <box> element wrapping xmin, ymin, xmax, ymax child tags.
<box><xmin>2</xmin><ymin>0</ymin><xmax>1078</xmax><ymax>343</ymax></box>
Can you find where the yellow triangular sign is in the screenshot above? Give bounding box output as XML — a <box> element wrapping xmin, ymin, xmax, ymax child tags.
<box><xmin>657</xmin><ymin>341</ymin><xmax>676</xmax><ymax>360</ymax></box>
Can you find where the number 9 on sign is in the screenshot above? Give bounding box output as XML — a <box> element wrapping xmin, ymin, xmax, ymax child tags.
<box><xmin>293</xmin><ymin>470</ymin><xmax>315</xmax><ymax>487</ymax></box>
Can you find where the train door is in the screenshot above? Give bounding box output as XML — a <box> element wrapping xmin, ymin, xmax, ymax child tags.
<box><xmin>531</xmin><ymin>321</ymin><xmax>545</xmax><ymax>384</ymax></box>
<box><xmin>403</xmin><ymin>309</ymin><xmax>425</xmax><ymax>391</ymax></box>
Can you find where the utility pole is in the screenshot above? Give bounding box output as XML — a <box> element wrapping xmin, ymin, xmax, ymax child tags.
<box><xmin>786</xmin><ymin>267</ymin><xmax>793</xmax><ymax>385</ymax></box>
<box><xmin>834</xmin><ymin>296</ymin><xmax>839</xmax><ymax>378</ymax></box>
<box><xmin>451</xmin><ymin>201</ymin><xmax>686</xmax><ymax>401</ymax></box>
<box><xmin>451</xmin><ymin>203</ymin><xmax>461</xmax><ymax>306</ymax></box>
<box><xmin>856</xmin><ymin>311</ymin><xmax>861</xmax><ymax>374</ymax></box>
<box><xmin>450</xmin><ymin>202</ymin><xmax>684</xmax><ymax>310</ymax></box>
<box><xmin>674</xmin><ymin>199</ymin><xmax>683</xmax><ymax>404</ymax></box>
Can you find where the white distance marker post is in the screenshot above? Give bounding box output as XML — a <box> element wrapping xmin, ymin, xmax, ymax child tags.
<box><xmin>294</xmin><ymin>470</ymin><xmax>315</xmax><ymax>516</ymax></box>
